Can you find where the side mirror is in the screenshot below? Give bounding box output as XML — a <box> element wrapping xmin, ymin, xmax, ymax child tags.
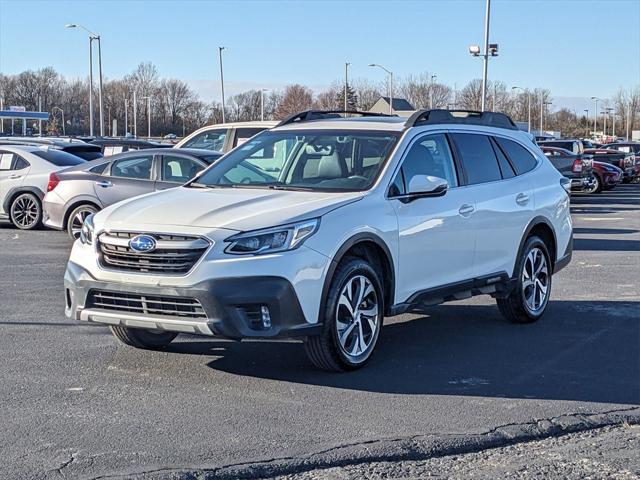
<box><xmin>407</xmin><ymin>175</ymin><xmax>449</xmax><ymax>197</ymax></box>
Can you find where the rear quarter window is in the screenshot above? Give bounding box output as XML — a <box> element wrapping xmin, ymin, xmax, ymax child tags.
<box><xmin>495</xmin><ymin>137</ymin><xmax>538</xmax><ymax>175</ymax></box>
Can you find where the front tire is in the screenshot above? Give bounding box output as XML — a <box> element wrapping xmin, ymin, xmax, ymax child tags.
<box><xmin>497</xmin><ymin>236</ymin><xmax>552</xmax><ymax>324</ymax></box>
<box><xmin>67</xmin><ymin>204</ymin><xmax>99</xmax><ymax>240</ymax></box>
<box><xmin>586</xmin><ymin>174</ymin><xmax>602</xmax><ymax>194</ymax></box>
<box><xmin>110</xmin><ymin>326</ymin><xmax>178</xmax><ymax>349</ymax></box>
<box><xmin>10</xmin><ymin>192</ymin><xmax>42</xmax><ymax>230</ymax></box>
<box><xmin>304</xmin><ymin>258</ymin><xmax>383</xmax><ymax>372</ymax></box>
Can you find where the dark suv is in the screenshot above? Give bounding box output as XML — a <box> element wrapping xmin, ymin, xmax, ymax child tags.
<box><xmin>538</xmin><ymin>139</ymin><xmax>585</xmax><ymax>155</ymax></box>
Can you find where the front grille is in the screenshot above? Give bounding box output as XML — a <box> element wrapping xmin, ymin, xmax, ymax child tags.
<box><xmin>97</xmin><ymin>232</ymin><xmax>210</xmax><ymax>274</ymax></box>
<box><xmin>87</xmin><ymin>290</ymin><xmax>207</xmax><ymax>319</ymax></box>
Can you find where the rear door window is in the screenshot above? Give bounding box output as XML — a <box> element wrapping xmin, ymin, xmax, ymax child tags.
<box><xmin>450</xmin><ymin>133</ymin><xmax>502</xmax><ymax>185</ymax></box>
<box><xmin>494</xmin><ymin>137</ymin><xmax>538</xmax><ymax>175</ymax></box>
<box><xmin>490</xmin><ymin>138</ymin><xmax>516</xmax><ymax>178</ymax></box>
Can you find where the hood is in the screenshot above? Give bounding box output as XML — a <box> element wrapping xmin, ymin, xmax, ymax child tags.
<box><xmin>98</xmin><ymin>186</ymin><xmax>363</xmax><ymax>232</ymax></box>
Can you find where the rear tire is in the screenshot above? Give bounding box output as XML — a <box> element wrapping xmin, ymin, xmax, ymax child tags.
<box><xmin>304</xmin><ymin>257</ymin><xmax>383</xmax><ymax>372</ymax></box>
<box><xmin>497</xmin><ymin>236</ymin><xmax>552</xmax><ymax>324</ymax></box>
<box><xmin>67</xmin><ymin>204</ymin><xmax>99</xmax><ymax>240</ymax></box>
<box><xmin>10</xmin><ymin>192</ymin><xmax>42</xmax><ymax>230</ymax></box>
<box><xmin>110</xmin><ymin>326</ymin><xmax>178</xmax><ymax>349</ymax></box>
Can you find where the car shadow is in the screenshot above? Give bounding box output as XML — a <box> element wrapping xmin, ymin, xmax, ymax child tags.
<box><xmin>573</xmin><ymin>227</ymin><xmax>639</xmax><ymax>235</ymax></box>
<box><xmin>574</xmin><ymin>238</ymin><xmax>640</xmax><ymax>252</ymax></box>
<box><xmin>166</xmin><ymin>300</ymin><xmax>640</xmax><ymax>405</ymax></box>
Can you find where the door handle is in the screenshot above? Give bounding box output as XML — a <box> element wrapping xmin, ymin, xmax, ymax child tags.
<box><xmin>516</xmin><ymin>193</ymin><xmax>530</xmax><ymax>205</ymax></box>
<box><xmin>458</xmin><ymin>204</ymin><xmax>475</xmax><ymax>216</ymax></box>
<box><xmin>8</xmin><ymin>174</ymin><xmax>22</xmax><ymax>179</ymax></box>
<box><xmin>96</xmin><ymin>180</ymin><xmax>113</xmax><ymax>188</ymax></box>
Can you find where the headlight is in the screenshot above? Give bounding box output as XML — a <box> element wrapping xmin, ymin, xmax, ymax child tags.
<box><xmin>225</xmin><ymin>218</ymin><xmax>319</xmax><ymax>255</ymax></box>
<box><xmin>79</xmin><ymin>214</ymin><xmax>95</xmax><ymax>245</ymax></box>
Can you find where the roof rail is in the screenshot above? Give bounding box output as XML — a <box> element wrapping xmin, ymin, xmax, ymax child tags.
<box><xmin>276</xmin><ymin>110</ymin><xmax>396</xmax><ymax>127</ymax></box>
<box><xmin>405</xmin><ymin>109</ymin><xmax>518</xmax><ymax>130</ymax></box>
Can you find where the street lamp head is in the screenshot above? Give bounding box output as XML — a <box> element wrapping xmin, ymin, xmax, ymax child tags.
<box><xmin>65</xmin><ymin>23</ymin><xmax>77</xmax><ymax>28</ymax></box>
<box><xmin>468</xmin><ymin>45</ymin><xmax>481</xmax><ymax>56</ymax></box>
<box><xmin>368</xmin><ymin>63</ymin><xmax>376</xmax><ymax>67</ymax></box>
<box><xmin>488</xmin><ymin>43</ymin><xmax>499</xmax><ymax>56</ymax></box>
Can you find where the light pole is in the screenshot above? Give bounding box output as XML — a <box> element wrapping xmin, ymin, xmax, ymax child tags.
<box><xmin>218</xmin><ymin>46</ymin><xmax>226</xmax><ymax>123</ymax></box>
<box><xmin>604</xmin><ymin>107</ymin><xmax>614</xmax><ymax>137</ymax></box>
<box><xmin>142</xmin><ymin>96</ymin><xmax>152</xmax><ymax>139</ymax></box>
<box><xmin>344</xmin><ymin>62</ymin><xmax>350</xmax><ymax>112</ymax></box>
<box><xmin>590</xmin><ymin>96</ymin><xmax>600</xmax><ymax>138</ymax></box>
<box><xmin>124</xmin><ymin>98</ymin><xmax>128</xmax><ymax>136</ymax></box>
<box><xmin>66</xmin><ymin>24</ymin><xmax>104</xmax><ymax>137</ymax></box>
<box><xmin>369</xmin><ymin>63</ymin><xmax>393</xmax><ymax>114</ymax></box>
<box><xmin>260</xmin><ymin>88</ymin><xmax>268</xmax><ymax>121</ymax></box>
<box><xmin>468</xmin><ymin>0</ymin><xmax>497</xmax><ymax>111</ymax></box>
<box><xmin>583</xmin><ymin>109</ymin><xmax>589</xmax><ymax>137</ymax></box>
<box><xmin>430</xmin><ymin>74</ymin><xmax>437</xmax><ymax>109</ymax></box>
<box><xmin>512</xmin><ymin>86</ymin><xmax>531</xmax><ymax>132</ymax></box>
<box><xmin>542</xmin><ymin>101</ymin><xmax>552</xmax><ymax>132</ymax></box>
<box><xmin>38</xmin><ymin>95</ymin><xmax>42</xmax><ymax>135</ymax></box>
<box><xmin>133</xmin><ymin>91</ymin><xmax>138</xmax><ymax>137</ymax></box>
<box><xmin>52</xmin><ymin>107</ymin><xmax>65</xmax><ymax>135</ymax></box>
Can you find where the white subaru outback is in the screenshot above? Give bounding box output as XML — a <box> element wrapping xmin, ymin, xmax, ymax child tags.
<box><xmin>64</xmin><ymin>110</ymin><xmax>573</xmax><ymax>371</ymax></box>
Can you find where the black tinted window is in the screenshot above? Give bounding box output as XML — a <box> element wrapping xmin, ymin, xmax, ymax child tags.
<box><xmin>33</xmin><ymin>149</ymin><xmax>85</xmax><ymax>166</ymax></box>
<box><xmin>495</xmin><ymin>137</ymin><xmax>538</xmax><ymax>175</ymax></box>
<box><xmin>490</xmin><ymin>138</ymin><xmax>515</xmax><ymax>178</ymax></box>
<box><xmin>451</xmin><ymin>133</ymin><xmax>502</xmax><ymax>185</ymax></box>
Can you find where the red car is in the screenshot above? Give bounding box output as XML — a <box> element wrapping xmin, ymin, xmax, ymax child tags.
<box><xmin>584</xmin><ymin>148</ymin><xmax>638</xmax><ymax>183</ymax></box>
<box><xmin>589</xmin><ymin>161</ymin><xmax>623</xmax><ymax>193</ymax></box>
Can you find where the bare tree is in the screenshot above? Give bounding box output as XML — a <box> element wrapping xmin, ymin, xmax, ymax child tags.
<box><xmin>275</xmin><ymin>84</ymin><xmax>313</xmax><ymax>119</ymax></box>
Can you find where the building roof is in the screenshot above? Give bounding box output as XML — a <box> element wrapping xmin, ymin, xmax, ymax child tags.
<box><xmin>378</xmin><ymin>97</ymin><xmax>415</xmax><ymax>111</ymax></box>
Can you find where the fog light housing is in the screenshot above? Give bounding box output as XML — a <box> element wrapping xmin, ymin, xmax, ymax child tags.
<box><xmin>260</xmin><ymin>306</ymin><xmax>271</xmax><ymax>329</ymax></box>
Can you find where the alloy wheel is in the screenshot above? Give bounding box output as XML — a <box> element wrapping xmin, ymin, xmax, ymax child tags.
<box><xmin>70</xmin><ymin>207</ymin><xmax>96</xmax><ymax>239</ymax></box>
<box><xmin>11</xmin><ymin>194</ymin><xmax>40</xmax><ymax>229</ymax></box>
<box><xmin>522</xmin><ymin>247</ymin><xmax>549</xmax><ymax>314</ymax></box>
<box><xmin>335</xmin><ymin>274</ymin><xmax>379</xmax><ymax>361</ymax></box>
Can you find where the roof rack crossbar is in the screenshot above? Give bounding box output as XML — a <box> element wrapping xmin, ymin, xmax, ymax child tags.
<box><xmin>277</xmin><ymin>110</ymin><xmax>396</xmax><ymax>127</ymax></box>
<box><xmin>405</xmin><ymin>109</ymin><xmax>518</xmax><ymax>130</ymax></box>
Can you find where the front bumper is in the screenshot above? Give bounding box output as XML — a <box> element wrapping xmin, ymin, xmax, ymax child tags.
<box><xmin>64</xmin><ymin>261</ymin><xmax>321</xmax><ymax>340</ymax></box>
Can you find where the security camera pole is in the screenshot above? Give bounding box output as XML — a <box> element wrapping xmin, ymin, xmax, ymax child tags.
<box><xmin>468</xmin><ymin>0</ymin><xmax>496</xmax><ymax>111</ymax></box>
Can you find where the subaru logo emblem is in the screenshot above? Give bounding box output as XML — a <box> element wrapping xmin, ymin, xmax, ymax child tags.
<box><xmin>129</xmin><ymin>235</ymin><xmax>157</xmax><ymax>252</ymax></box>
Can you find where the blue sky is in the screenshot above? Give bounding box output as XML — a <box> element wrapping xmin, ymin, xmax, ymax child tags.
<box><xmin>1</xmin><ymin>0</ymin><xmax>639</xmax><ymax>111</ymax></box>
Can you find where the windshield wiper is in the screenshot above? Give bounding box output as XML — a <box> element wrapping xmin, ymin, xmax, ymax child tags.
<box><xmin>267</xmin><ymin>185</ymin><xmax>315</xmax><ymax>192</ymax></box>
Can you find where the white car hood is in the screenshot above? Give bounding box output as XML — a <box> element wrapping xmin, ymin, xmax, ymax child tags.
<box><xmin>98</xmin><ymin>186</ymin><xmax>363</xmax><ymax>232</ymax></box>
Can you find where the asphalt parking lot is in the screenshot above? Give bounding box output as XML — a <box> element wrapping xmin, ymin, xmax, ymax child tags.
<box><xmin>1</xmin><ymin>185</ymin><xmax>639</xmax><ymax>479</ymax></box>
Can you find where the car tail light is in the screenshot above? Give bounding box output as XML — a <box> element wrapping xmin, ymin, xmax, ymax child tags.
<box><xmin>572</xmin><ymin>159</ymin><xmax>583</xmax><ymax>173</ymax></box>
<box><xmin>47</xmin><ymin>172</ymin><xmax>60</xmax><ymax>192</ymax></box>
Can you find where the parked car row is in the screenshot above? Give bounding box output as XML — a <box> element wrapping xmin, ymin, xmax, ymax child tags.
<box><xmin>538</xmin><ymin>138</ymin><xmax>639</xmax><ymax>194</ymax></box>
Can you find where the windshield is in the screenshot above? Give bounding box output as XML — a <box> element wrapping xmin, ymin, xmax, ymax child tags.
<box><xmin>193</xmin><ymin>130</ymin><xmax>400</xmax><ymax>192</ymax></box>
